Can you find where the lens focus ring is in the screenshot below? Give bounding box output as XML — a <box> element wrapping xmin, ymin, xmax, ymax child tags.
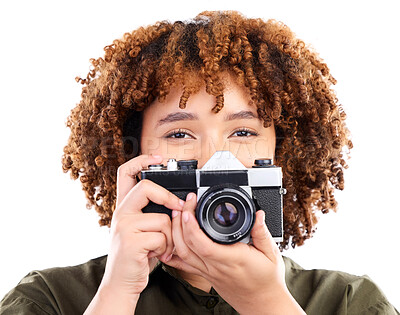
<box><xmin>196</xmin><ymin>183</ymin><xmax>256</xmax><ymax>244</ymax></box>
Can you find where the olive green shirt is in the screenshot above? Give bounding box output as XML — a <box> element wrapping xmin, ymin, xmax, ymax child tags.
<box><xmin>0</xmin><ymin>255</ymin><xmax>398</xmax><ymax>314</ymax></box>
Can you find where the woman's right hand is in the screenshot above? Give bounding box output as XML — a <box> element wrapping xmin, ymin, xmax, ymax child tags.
<box><xmin>84</xmin><ymin>154</ymin><xmax>185</xmax><ymax>314</ymax></box>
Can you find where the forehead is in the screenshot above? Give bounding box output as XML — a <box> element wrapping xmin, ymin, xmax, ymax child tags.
<box><xmin>146</xmin><ymin>72</ymin><xmax>257</xmax><ymax>116</ymax></box>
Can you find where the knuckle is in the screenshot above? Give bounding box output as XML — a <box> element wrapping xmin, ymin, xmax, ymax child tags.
<box><xmin>261</xmin><ymin>227</ymin><xmax>269</xmax><ymax>238</ymax></box>
<box><xmin>138</xmin><ymin>178</ymin><xmax>151</xmax><ymax>188</ymax></box>
<box><xmin>199</xmin><ymin>246</ymin><xmax>212</xmax><ymax>258</ymax></box>
<box><xmin>177</xmin><ymin>247</ymin><xmax>190</xmax><ymax>260</ymax></box>
<box><xmin>154</xmin><ymin>234</ymin><xmax>167</xmax><ymax>250</ymax></box>
<box><xmin>254</xmin><ymin>224</ymin><xmax>268</xmax><ymax>237</ymax></box>
<box><xmin>159</xmin><ymin>234</ymin><xmax>168</xmax><ymax>247</ymax></box>
<box><xmin>110</xmin><ymin>215</ymin><xmax>127</xmax><ymax>235</ymax></box>
<box><xmin>117</xmin><ymin>163</ymin><xmax>128</xmax><ymax>177</ymax></box>
<box><xmin>167</xmin><ymin>191</ymin><xmax>178</xmax><ymax>203</ymax></box>
<box><xmin>117</xmin><ymin>164</ymin><xmax>124</xmax><ymax>175</ymax></box>
<box><xmin>134</xmin><ymin>179</ymin><xmax>150</xmax><ymax>193</ymax></box>
<box><xmin>167</xmin><ymin>190</ymin><xmax>174</xmax><ymax>198</ymax></box>
<box><xmin>117</xmin><ymin>159</ymin><xmax>141</xmax><ymax>178</ymax></box>
<box><xmin>160</xmin><ymin>213</ymin><xmax>171</xmax><ymax>226</ymax></box>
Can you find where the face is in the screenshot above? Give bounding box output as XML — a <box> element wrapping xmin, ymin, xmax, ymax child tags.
<box><xmin>141</xmin><ymin>74</ymin><xmax>276</xmax><ymax>169</ymax></box>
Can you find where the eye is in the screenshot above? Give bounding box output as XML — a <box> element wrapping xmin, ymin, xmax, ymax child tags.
<box><xmin>231</xmin><ymin>128</ymin><xmax>259</xmax><ymax>137</ymax></box>
<box><xmin>164</xmin><ymin>129</ymin><xmax>195</xmax><ymax>139</ymax></box>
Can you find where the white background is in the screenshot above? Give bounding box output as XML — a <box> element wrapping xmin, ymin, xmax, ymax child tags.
<box><xmin>1</xmin><ymin>0</ymin><xmax>399</xmax><ymax>310</ymax></box>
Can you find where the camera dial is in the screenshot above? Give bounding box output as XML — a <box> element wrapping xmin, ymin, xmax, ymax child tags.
<box><xmin>148</xmin><ymin>164</ymin><xmax>164</xmax><ymax>170</ymax></box>
<box><xmin>253</xmin><ymin>159</ymin><xmax>273</xmax><ymax>168</ymax></box>
<box><xmin>177</xmin><ymin>159</ymin><xmax>198</xmax><ymax>170</ymax></box>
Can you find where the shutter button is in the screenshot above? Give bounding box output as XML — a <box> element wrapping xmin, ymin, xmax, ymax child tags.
<box><xmin>206</xmin><ymin>297</ymin><xmax>219</xmax><ymax>309</ymax></box>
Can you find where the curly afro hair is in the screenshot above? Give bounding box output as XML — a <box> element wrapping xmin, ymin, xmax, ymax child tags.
<box><xmin>62</xmin><ymin>10</ymin><xmax>353</xmax><ymax>249</ymax></box>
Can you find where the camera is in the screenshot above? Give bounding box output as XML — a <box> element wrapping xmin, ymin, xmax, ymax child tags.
<box><xmin>141</xmin><ymin>151</ymin><xmax>285</xmax><ymax>244</ymax></box>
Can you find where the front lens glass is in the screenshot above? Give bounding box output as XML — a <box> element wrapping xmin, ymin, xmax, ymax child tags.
<box><xmin>213</xmin><ymin>202</ymin><xmax>238</xmax><ymax>226</ymax></box>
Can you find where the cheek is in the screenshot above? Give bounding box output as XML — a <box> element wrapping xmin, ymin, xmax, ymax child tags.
<box><xmin>141</xmin><ymin>135</ymin><xmax>162</xmax><ymax>153</ymax></box>
<box><xmin>253</xmin><ymin>137</ymin><xmax>276</xmax><ymax>159</ymax></box>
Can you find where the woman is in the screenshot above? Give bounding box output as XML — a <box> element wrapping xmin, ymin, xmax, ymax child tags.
<box><xmin>1</xmin><ymin>10</ymin><xmax>397</xmax><ymax>314</ymax></box>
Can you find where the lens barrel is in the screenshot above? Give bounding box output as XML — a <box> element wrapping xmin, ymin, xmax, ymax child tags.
<box><xmin>196</xmin><ymin>183</ymin><xmax>256</xmax><ymax>244</ymax></box>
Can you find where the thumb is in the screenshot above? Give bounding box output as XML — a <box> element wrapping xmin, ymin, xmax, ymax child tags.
<box><xmin>251</xmin><ymin>210</ymin><xmax>281</xmax><ymax>262</ymax></box>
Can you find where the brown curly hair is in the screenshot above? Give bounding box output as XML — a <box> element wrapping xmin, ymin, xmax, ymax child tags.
<box><xmin>62</xmin><ymin>10</ymin><xmax>353</xmax><ymax>249</ymax></box>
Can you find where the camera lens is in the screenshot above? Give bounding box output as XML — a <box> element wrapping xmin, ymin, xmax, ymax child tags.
<box><xmin>213</xmin><ymin>202</ymin><xmax>238</xmax><ymax>226</ymax></box>
<box><xmin>196</xmin><ymin>183</ymin><xmax>256</xmax><ymax>244</ymax></box>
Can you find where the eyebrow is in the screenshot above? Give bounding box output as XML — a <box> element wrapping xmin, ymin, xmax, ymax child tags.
<box><xmin>156</xmin><ymin>110</ymin><xmax>259</xmax><ymax>127</ymax></box>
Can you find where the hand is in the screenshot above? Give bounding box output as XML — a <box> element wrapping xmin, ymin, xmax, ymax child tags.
<box><xmin>166</xmin><ymin>192</ymin><xmax>305</xmax><ymax>314</ymax></box>
<box><xmin>98</xmin><ymin>154</ymin><xmax>185</xmax><ymax>298</ymax></box>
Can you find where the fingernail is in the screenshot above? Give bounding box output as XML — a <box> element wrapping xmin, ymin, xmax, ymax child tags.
<box><xmin>186</xmin><ymin>193</ymin><xmax>194</xmax><ymax>201</ymax></box>
<box><xmin>152</xmin><ymin>154</ymin><xmax>162</xmax><ymax>159</ymax></box>
<box><xmin>165</xmin><ymin>254</ymin><xmax>172</xmax><ymax>262</ymax></box>
<box><xmin>179</xmin><ymin>199</ymin><xmax>185</xmax><ymax>207</ymax></box>
<box><xmin>183</xmin><ymin>211</ymin><xmax>189</xmax><ymax>223</ymax></box>
<box><xmin>172</xmin><ymin>210</ymin><xmax>179</xmax><ymax>218</ymax></box>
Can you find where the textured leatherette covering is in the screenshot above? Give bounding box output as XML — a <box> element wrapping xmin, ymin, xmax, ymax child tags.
<box><xmin>252</xmin><ymin>187</ymin><xmax>283</xmax><ymax>238</ymax></box>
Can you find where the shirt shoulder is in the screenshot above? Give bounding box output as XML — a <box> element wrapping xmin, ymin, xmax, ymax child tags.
<box><xmin>283</xmin><ymin>256</ymin><xmax>399</xmax><ymax>315</ymax></box>
<box><xmin>0</xmin><ymin>256</ymin><xmax>107</xmax><ymax>315</ymax></box>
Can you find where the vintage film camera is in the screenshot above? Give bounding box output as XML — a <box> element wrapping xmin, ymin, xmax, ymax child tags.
<box><xmin>141</xmin><ymin>151</ymin><xmax>285</xmax><ymax>244</ymax></box>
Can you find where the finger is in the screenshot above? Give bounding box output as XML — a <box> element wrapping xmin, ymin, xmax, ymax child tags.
<box><xmin>129</xmin><ymin>213</ymin><xmax>174</xmax><ymax>261</ymax></box>
<box><xmin>110</xmin><ymin>212</ymin><xmax>173</xmax><ymax>256</ymax></box>
<box><xmin>181</xmin><ymin>193</ymin><xmax>215</xmax><ymax>258</ymax></box>
<box><xmin>171</xmin><ymin>211</ymin><xmax>190</xmax><ymax>260</ymax></box>
<box><xmin>171</xmin><ymin>203</ymin><xmax>205</xmax><ymax>271</ymax></box>
<box><xmin>117</xmin><ymin>179</ymin><xmax>185</xmax><ymax>215</ymax></box>
<box><xmin>250</xmin><ymin>210</ymin><xmax>281</xmax><ymax>262</ymax></box>
<box><xmin>134</xmin><ymin>232</ymin><xmax>168</xmax><ymax>258</ymax></box>
<box><xmin>116</xmin><ymin>154</ymin><xmax>163</xmax><ymax>207</ymax></box>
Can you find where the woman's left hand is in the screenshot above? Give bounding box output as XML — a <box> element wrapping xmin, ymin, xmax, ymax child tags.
<box><xmin>165</xmin><ymin>192</ymin><xmax>305</xmax><ymax>315</ymax></box>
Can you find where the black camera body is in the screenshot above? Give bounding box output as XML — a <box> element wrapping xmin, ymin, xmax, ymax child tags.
<box><xmin>141</xmin><ymin>151</ymin><xmax>285</xmax><ymax>244</ymax></box>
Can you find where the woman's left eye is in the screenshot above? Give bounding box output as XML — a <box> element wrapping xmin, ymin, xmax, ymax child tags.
<box><xmin>231</xmin><ymin>128</ymin><xmax>259</xmax><ymax>137</ymax></box>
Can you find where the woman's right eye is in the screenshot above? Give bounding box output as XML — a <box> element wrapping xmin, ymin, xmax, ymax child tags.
<box><xmin>164</xmin><ymin>129</ymin><xmax>195</xmax><ymax>139</ymax></box>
